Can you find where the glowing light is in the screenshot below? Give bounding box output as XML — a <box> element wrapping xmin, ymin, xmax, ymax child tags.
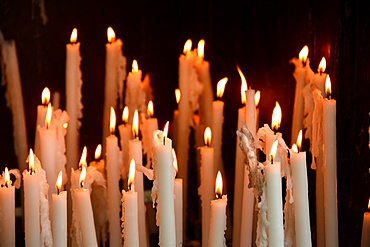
<box><xmin>110</xmin><ymin>107</ymin><xmax>116</xmax><ymax>134</ymax></box>
<box><xmin>291</xmin><ymin>144</ymin><xmax>298</xmax><ymax>153</ymax></box>
<box><xmin>318</xmin><ymin>57</ymin><xmax>326</xmax><ymax>73</ymax></box>
<box><xmin>107</xmin><ymin>27</ymin><xmax>116</xmax><ymax>42</ymax></box>
<box><xmin>204</xmin><ymin>127</ymin><xmax>212</xmax><ymax>147</ymax></box>
<box><xmin>70</xmin><ymin>28</ymin><xmax>77</xmax><ymax>43</ymax></box>
<box><xmin>95</xmin><ymin>144</ymin><xmax>102</xmax><ymax>160</ymax></box>
<box><xmin>122</xmin><ymin>106</ymin><xmax>129</xmax><ymax>124</ymax></box>
<box><xmin>270</xmin><ymin>140</ymin><xmax>279</xmax><ymax>162</ymax></box>
<box><xmin>175</xmin><ymin>89</ymin><xmax>181</xmax><ymax>104</ymax></box>
<box><xmin>79</xmin><ymin>166</ymin><xmax>86</xmax><ymax>188</ymax></box>
<box><xmin>148</xmin><ymin>101</ymin><xmax>154</xmax><ymax>118</ymax></box>
<box><xmin>45</xmin><ymin>103</ymin><xmax>52</xmax><ymax>129</ymax></box>
<box><xmin>79</xmin><ymin>146</ymin><xmax>87</xmax><ymax>168</ymax></box>
<box><xmin>56</xmin><ymin>171</ymin><xmax>63</xmax><ymax>193</ymax></box>
<box><xmin>368</xmin><ymin>199</ymin><xmax>370</xmax><ymax>210</ymax></box>
<box><xmin>255</xmin><ymin>90</ymin><xmax>261</xmax><ymax>107</ymax></box>
<box><xmin>297</xmin><ymin>130</ymin><xmax>303</xmax><ymax>150</ymax></box>
<box><xmin>237</xmin><ymin>65</ymin><xmax>247</xmax><ymax>104</ymax></box>
<box><xmin>128</xmin><ymin>159</ymin><xmax>136</xmax><ymax>191</ymax></box>
<box><xmin>4</xmin><ymin>167</ymin><xmax>10</xmax><ymax>187</ymax></box>
<box><xmin>299</xmin><ymin>45</ymin><xmax>309</xmax><ymax>64</ymax></box>
<box><xmin>271</xmin><ymin>102</ymin><xmax>282</xmax><ymax>131</ymax></box>
<box><xmin>325</xmin><ymin>75</ymin><xmax>332</xmax><ymax>96</ymax></box>
<box><xmin>163</xmin><ymin>121</ymin><xmax>169</xmax><ymax>139</ymax></box>
<box><xmin>172</xmin><ymin>149</ymin><xmax>178</xmax><ymax>173</ymax></box>
<box><xmin>215</xmin><ymin>171</ymin><xmax>223</xmax><ymax>199</ymax></box>
<box><xmin>216</xmin><ymin>77</ymin><xmax>228</xmax><ymax>98</ymax></box>
<box><xmin>41</xmin><ymin>87</ymin><xmax>50</xmax><ymax>105</ymax></box>
<box><xmin>132</xmin><ymin>110</ymin><xmax>139</xmax><ymax>139</ymax></box>
<box><xmin>183</xmin><ymin>39</ymin><xmax>192</xmax><ymax>54</ymax></box>
<box><xmin>132</xmin><ymin>60</ymin><xmax>139</xmax><ymax>73</ymax></box>
<box><xmin>198</xmin><ymin>39</ymin><xmax>205</xmax><ymax>60</ymax></box>
<box><xmin>63</xmin><ymin>123</ymin><xmax>68</xmax><ymax>129</ymax></box>
<box><xmin>29</xmin><ymin>149</ymin><xmax>35</xmax><ymax>173</ymax></box>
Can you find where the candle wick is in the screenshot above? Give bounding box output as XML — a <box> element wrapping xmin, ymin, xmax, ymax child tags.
<box><xmin>80</xmin><ymin>181</ymin><xmax>84</xmax><ymax>188</ymax></box>
<box><xmin>216</xmin><ymin>192</ymin><xmax>222</xmax><ymax>200</ymax></box>
<box><xmin>270</xmin><ymin>155</ymin><xmax>274</xmax><ymax>164</ymax></box>
<box><xmin>163</xmin><ymin>137</ymin><xmax>166</xmax><ymax>146</ymax></box>
<box><xmin>328</xmin><ymin>94</ymin><xmax>332</xmax><ymax>100</ymax></box>
<box><xmin>302</xmin><ymin>60</ymin><xmax>307</xmax><ymax>67</ymax></box>
<box><xmin>57</xmin><ymin>187</ymin><xmax>60</xmax><ymax>195</ymax></box>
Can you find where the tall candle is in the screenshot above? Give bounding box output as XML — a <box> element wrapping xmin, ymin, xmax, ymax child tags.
<box><xmin>266</xmin><ymin>102</ymin><xmax>282</xmax><ymax>158</ymax></box>
<box><xmin>255</xmin><ymin>90</ymin><xmax>260</xmax><ymax>130</ymax></box>
<box><xmin>172</xmin><ymin>89</ymin><xmax>181</xmax><ymax>146</ymax></box>
<box><xmin>322</xmin><ymin>76</ymin><xmax>338</xmax><ymax>246</ymax></box>
<box><xmin>0</xmin><ymin>168</ymin><xmax>15</xmax><ymax>247</ymax></box>
<box><xmin>211</xmin><ymin>77</ymin><xmax>227</xmax><ymax>174</ymax></box>
<box><xmin>126</xmin><ymin>60</ymin><xmax>144</xmax><ymax>124</ymax></box>
<box><xmin>265</xmin><ymin>141</ymin><xmax>284</xmax><ymax>247</ymax></box>
<box><xmin>199</xmin><ymin>127</ymin><xmax>214</xmax><ymax>247</ymax></box>
<box><xmin>173</xmin><ymin>150</ymin><xmax>183</xmax><ymax>247</ymax></box>
<box><xmin>308</xmin><ymin>57</ymin><xmax>327</xmax><ymax>97</ymax></box>
<box><xmin>118</xmin><ymin>106</ymin><xmax>132</xmax><ymax>178</ymax></box>
<box><xmin>152</xmin><ymin>123</ymin><xmax>176</xmax><ymax>246</ymax></box>
<box><xmin>52</xmin><ymin>171</ymin><xmax>67</xmax><ymax>247</ymax></box>
<box><xmin>35</xmin><ymin>87</ymin><xmax>50</xmax><ymax>157</ymax></box>
<box><xmin>106</xmin><ymin>107</ymin><xmax>122</xmax><ymax>247</ymax></box>
<box><xmin>66</xmin><ymin>28</ymin><xmax>83</xmax><ymax>180</ymax></box>
<box><xmin>208</xmin><ymin>171</ymin><xmax>227</xmax><ymax>247</ymax></box>
<box><xmin>361</xmin><ymin>200</ymin><xmax>370</xmax><ymax>247</ymax></box>
<box><xmin>122</xmin><ymin>159</ymin><xmax>140</xmax><ymax>247</ymax></box>
<box><xmin>142</xmin><ymin>101</ymin><xmax>159</xmax><ymax>167</ymax></box>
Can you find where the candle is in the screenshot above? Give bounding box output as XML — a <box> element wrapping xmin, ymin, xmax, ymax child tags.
<box><xmin>308</xmin><ymin>57</ymin><xmax>327</xmax><ymax>97</ymax></box>
<box><xmin>35</xmin><ymin>87</ymin><xmax>50</xmax><ymax>157</ymax></box>
<box><xmin>208</xmin><ymin>171</ymin><xmax>227</xmax><ymax>247</ymax></box>
<box><xmin>126</xmin><ymin>60</ymin><xmax>145</xmax><ymax>124</ymax></box>
<box><xmin>199</xmin><ymin>127</ymin><xmax>214</xmax><ymax>247</ymax></box>
<box><xmin>265</xmin><ymin>141</ymin><xmax>284</xmax><ymax>247</ymax></box>
<box><xmin>291</xmin><ymin>45</ymin><xmax>309</xmax><ymax>145</ymax></box>
<box><xmin>66</xmin><ymin>28</ymin><xmax>83</xmax><ymax>180</ymax></box>
<box><xmin>122</xmin><ymin>159</ymin><xmax>140</xmax><ymax>247</ymax></box>
<box><xmin>89</xmin><ymin>144</ymin><xmax>105</xmax><ymax>175</ymax></box>
<box><xmin>172</xmin><ymin>89</ymin><xmax>181</xmax><ymax>146</ymax></box>
<box><xmin>322</xmin><ymin>76</ymin><xmax>338</xmax><ymax>246</ymax></box>
<box><xmin>255</xmin><ymin>90</ymin><xmax>260</xmax><ymax>130</ymax></box>
<box><xmin>52</xmin><ymin>171</ymin><xmax>67</xmax><ymax>247</ymax></box>
<box><xmin>106</xmin><ymin>107</ymin><xmax>122</xmax><ymax>247</ymax></box>
<box><xmin>152</xmin><ymin>122</ymin><xmax>176</xmax><ymax>246</ymax></box>
<box><xmin>172</xmin><ymin>149</ymin><xmax>183</xmax><ymax>247</ymax></box>
<box><xmin>74</xmin><ymin>166</ymin><xmax>98</xmax><ymax>247</ymax></box>
<box><xmin>361</xmin><ymin>199</ymin><xmax>370</xmax><ymax>247</ymax></box>
<box><xmin>23</xmin><ymin>150</ymin><xmax>41</xmax><ymax>247</ymax></box>
<box><xmin>211</xmin><ymin>77</ymin><xmax>227</xmax><ymax>173</ymax></box>
<box><xmin>103</xmin><ymin>27</ymin><xmax>127</xmax><ymax>151</ymax></box>
<box><xmin>0</xmin><ymin>168</ymin><xmax>15</xmax><ymax>247</ymax></box>
<box><xmin>142</xmin><ymin>101</ymin><xmax>159</xmax><ymax>167</ymax></box>
<box><xmin>290</xmin><ymin>130</ymin><xmax>312</xmax><ymax>247</ymax></box>
<box><xmin>118</xmin><ymin>106</ymin><xmax>132</xmax><ymax>179</ymax></box>
<box><xmin>266</xmin><ymin>102</ymin><xmax>282</xmax><ymax>158</ymax></box>
<box><xmin>128</xmin><ymin>110</ymin><xmax>148</xmax><ymax>247</ymax></box>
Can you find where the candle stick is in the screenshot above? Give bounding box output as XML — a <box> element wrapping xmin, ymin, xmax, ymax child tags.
<box><xmin>0</xmin><ymin>168</ymin><xmax>15</xmax><ymax>247</ymax></box>
<box><xmin>35</xmin><ymin>87</ymin><xmax>51</xmax><ymax>157</ymax></box>
<box><xmin>126</xmin><ymin>60</ymin><xmax>145</xmax><ymax>124</ymax></box>
<box><xmin>119</xmin><ymin>106</ymin><xmax>132</xmax><ymax>179</ymax></box>
<box><xmin>266</xmin><ymin>102</ymin><xmax>282</xmax><ymax>158</ymax></box>
<box><xmin>199</xmin><ymin>127</ymin><xmax>214</xmax><ymax>247</ymax></box>
<box><xmin>208</xmin><ymin>171</ymin><xmax>227</xmax><ymax>247</ymax></box>
<box><xmin>361</xmin><ymin>199</ymin><xmax>370</xmax><ymax>247</ymax></box>
<box><xmin>172</xmin><ymin>149</ymin><xmax>183</xmax><ymax>247</ymax></box>
<box><xmin>122</xmin><ymin>159</ymin><xmax>140</xmax><ymax>247</ymax></box>
<box><xmin>172</xmin><ymin>89</ymin><xmax>181</xmax><ymax>146</ymax></box>
<box><xmin>142</xmin><ymin>101</ymin><xmax>159</xmax><ymax>167</ymax></box>
<box><xmin>52</xmin><ymin>171</ymin><xmax>67</xmax><ymax>247</ymax></box>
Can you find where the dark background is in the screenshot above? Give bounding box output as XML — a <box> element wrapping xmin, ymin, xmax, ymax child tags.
<box><xmin>0</xmin><ymin>0</ymin><xmax>369</xmax><ymax>246</ymax></box>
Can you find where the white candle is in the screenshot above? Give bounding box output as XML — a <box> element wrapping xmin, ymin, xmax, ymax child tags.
<box><xmin>34</xmin><ymin>87</ymin><xmax>50</xmax><ymax>157</ymax></box>
<box><xmin>118</xmin><ymin>106</ymin><xmax>132</xmax><ymax>179</ymax></box>
<box><xmin>89</xmin><ymin>144</ymin><xmax>105</xmax><ymax>175</ymax></box>
<box><xmin>66</xmin><ymin>28</ymin><xmax>83</xmax><ymax>179</ymax></box>
<box><xmin>322</xmin><ymin>76</ymin><xmax>338</xmax><ymax>246</ymax></box>
<box><xmin>106</xmin><ymin>107</ymin><xmax>122</xmax><ymax>247</ymax></box>
<box><xmin>23</xmin><ymin>150</ymin><xmax>41</xmax><ymax>247</ymax></box>
<box><xmin>290</xmin><ymin>131</ymin><xmax>312</xmax><ymax>247</ymax></box>
<box><xmin>307</xmin><ymin>57</ymin><xmax>327</xmax><ymax>97</ymax></box>
<box><xmin>152</xmin><ymin>123</ymin><xmax>176</xmax><ymax>246</ymax></box>
<box><xmin>245</xmin><ymin>89</ymin><xmax>256</xmax><ymax>137</ymax></box>
<box><xmin>126</xmin><ymin>60</ymin><xmax>144</xmax><ymax>124</ymax></box>
<box><xmin>128</xmin><ymin>110</ymin><xmax>148</xmax><ymax>247</ymax></box>
<box><xmin>361</xmin><ymin>200</ymin><xmax>370</xmax><ymax>247</ymax></box>
<box><xmin>172</xmin><ymin>149</ymin><xmax>183</xmax><ymax>247</ymax></box>
<box><xmin>172</xmin><ymin>89</ymin><xmax>181</xmax><ymax>146</ymax></box>
<box><xmin>290</xmin><ymin>45</ymin><xmax>309</xmax><ymax>145</ymax></box>
<box><xmin>122</xmin><ymin>159</ymin><xmax>140</xmax><ymax>247</ymax></box>
<box><xmin>266</xmin><ymin>102</ymin><xmax>282</xmax><ymax>158</ymax></box>
<box><xmin>142</xmin><ymin>101</ymin><xmax>159</xmax><ymax>167</ymax></box>
<box><xmin>0</xmin><ymin>168</ymin><xmax>15</xmax><ymax>247</ymax></box>
<box><xmin>265</xmin><ymin>141</ymin><xmax>284</xmax><ymax>247</ymax></box>
<box><xmin>52</xmin><ymin>171</ymin><xmax>67</xmax><ymax>247</ymax></box>
<box><xmin>208</xmin><ymin>171</ymin><xmax>227</xmax><ymax>247</ymax></box>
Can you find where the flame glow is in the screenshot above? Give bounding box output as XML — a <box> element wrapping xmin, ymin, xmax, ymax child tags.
<box><xmin>325</xmin><ymin>75</ymin><xmax>332</xmax><ymax>96</ymax></box>
<box><xmin>183</xmin><ymin>39</ymin><xmax>192</xmax><ymax>54</ymax></box>
<box><xmin>79</xmin><ymin>166</ymin><xmax>86</xmax><ymax>188</ymax></box>
<box><xmin>198</xmin><ymin>39</ymin><xmax>205</xmax><ymax>60</ymax></box>
<box><xmin>79</xmin><ymin>146</ymin><xmax>87</xmax><ymax>168</ymax></box>
<box><xmin>122</xmin><ymin>106</ymin><xmax>129</xmax><ymax>124</ymax></box>
<box><xmin>4</xmin><ymin>167</ymin><xmax>10</xmax><ymax>187</ymax></box>
<box><xmin>299</xmin><ymin>45</ymin><xmax>309</xmax><ymax>63</ymax></box>
<box><xmin>110</xmin><ymin>107</ymin><xmax>116</xmax><ymax>134</ymax></box>
<box><xmin>318</xmin><ymin>57</ymin><xmax>326</xmax><ymax>73</ymax></box>
<box><xmin>172</xmin><ymin>149</ymin><xmax>178</xmax><ymax>173</ymax></box>
<box><xmin>148</xmin><ymin>101</ymin><xmax>154</xmax><ymax>118</ymax></box>
<box><xmin>132</xmin><ymin>110</ymin><xmax>139</xmax><ymax>138</ymax></box>
<box><xmin>255</xmin><ymin>91</ymin><xmax>261</xmax><ymax>107</ymax></box>
<box><xmin>132</xmin><ymin>60</ymin><xmax>139</xmax><ymax>73</ymax></box>
<box><xmin>70</xmin><ymin>28</ymin><xmax>77</xmax><ymax>43</ymax></box>
<box><xmin>45</xmin><ymin>103</ymin><xmax>52</xmax><ymax>129</ymax></box>
<box><xmin>56</xmin><ymin>171</ymin><xmax>62</xmax><ymax>191</ymax></box>
<box><xmin>63</xmin><ymin>123</ymin><xmax>68</xmax><ymax>129</ymax></box>
<box><xmin>95</xmin><ymin>144</ymin><xmax>102</xmax><ymax>160</ymax></box>
<box><xmin>128</xmin><ymin>159</ymin><xmax>136</xmax><ymax>190</ymax></box>
<box><xmin>237</xmin><ymin>65</ymin><xmax>248</xmax><ymax>104</ymax></box>
<box><xmin>368</xmin><ymin>199</ymin><xmax>370</xmax><ymax>210</ymax></box>
<box><xmin>41</xmin><ymin>87</ymin><xmax>50</xmax><ymax>105</ymax></box>
<box><xmin>204</xmin><ymin>127</ymin><xmax>212</xmax><ymax>146</ymax></box>
<box><xmin>270</xmin><ymin>140</ymin><xmax>279</xmax><ymax>161</ymax></box>
<box><xmin>163</xmin><ymin>121</ymin><xmax>169</xmax><ymax>139</ymax></box>
<box><xmin>215</xmin><ymin>171</ymin><xmax>223</xmax><ymax>199</ymax></box>
<box><xmin>291</xmin><ymin>144</ymin><xmax>298</xmax><ymax>153</ymax></box>
<box><xmin>297</xmin><ymin>130</ymin><xmax>303</xmax><ymax>150</ymax></box>
<box><xmin>29</xmin><ymin>149</ymin><xmax>35</xmax><ymax>173</ymax></box>
<box><xmin>107</xmin><ymin>27</ymin><xmax>116</xmax><ymax>43</ymax></box>
<box><xmin>271</xmin><ymin>102</ymin><xmax>282</xmax><ymax>131</ymax></box>
<box><xmin>175</xmin><ymin>89</ymin><xmax>181</xmax><ymax>104</ymax></box>
<box><xmin>216</xmin><ymin>77</ymin><xmax>228</xmax><ymax>98</ymax></box>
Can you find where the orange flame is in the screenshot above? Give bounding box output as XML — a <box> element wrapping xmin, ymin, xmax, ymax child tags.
<box><xmin>368</xmin><ymin>199</ymin><xmax>370</xmax><ymax>210</ymax></box>
<box><xmin>325</xmin><ymin>75</ymin><xmax>332</xmax><ymax>96</ymax></box>
<box><xmin>110</xmin><ymin>107</ymin><xmax>116</xmax><ymax>134</ymax></box>
<box><xmin>107</xmin><ymin>27</ymin><xmax>116</xmax><ymax>43</ymax></box>
<box><xmin>255</xmin><ymin>91</ymin><xmax>261</xmax><ymax>107</ymax></box>
<box><xmin>197</xmin><ymin>39</ymin><xmax>205</xmax><ymax>60</ymax></box>
<box><xmin>163</xmin><ymin>121</ymin><xmax>169</xmax><ymax>139</ymax></box>
<box><xmin>63</xmin><ymin>123</ymin><xmax>68</xmax><ymax>129</ymax></box>
<box><xmin>132</xmin><ymin>60</ymin><xmax>139</xmax><ymax>73</ymax></box>
<box><xmin>204</xmin><ymin>127</ymin><xmax>212</xmax><ymax>147</ymax></box>
<box><xmin>70</xmin><ymin>28</ymin><xmax>77</xmax><ymax>43</ymax></box>
<box><xmin>122</xmin><ymin>106</ymin><xmax>129</xmax><ymax>124</ymax></box>
<box><xmin>95</xmin><ymin>144</ymin><xmax>102</xmax><ymax>160</ymax></box>
<box><xmin>128</xmin><ymin>158</ymin><xmax>136</xmax><ymax>191</ymax></box>
<box><xmin>132</xmin><ymin>110</ymin><xmax>139</xmax><ymax>138</ymax></box>
<box><xmin>172</xmin><ymin>148</ymin><xmax>178</xmax><ymax>173</ymax></box>
<box><xmin>175</xmin><ymin>89</ymin><xmax>181</xmax><ymax>104</ymax></box>
<box><xmin>45</xmin><ymin>103</ymin><xmax>52</xmax><ymax>129</ymax></box>
<box><xmin>216</xmin><ymin>77</ymin><xmax>228</xmax><ymax>98</ymax></box>
<box><xmin>183</xmin><ymin>39</ymin><xmax>192</xmax><ymax>54</ymax></box>
<box><xmin>271</xmin><ymin>102</ymin><xmax>282</xmax><ymax>131</ymax></box>
<box><xmin>270</xmin><ymin>140</ymin><xmax>279</xmax><ymax>162</ymax></box>
<box><xmin>148</xmin><ymin>101</ymin><xmax>154</xmax><ymax>118</ymax></box>
<box><xmin>29</xmin><ymin>149</ymin><xmax>35</xmax><ymax>173</ymax></box>
<box><xmin>41</xmin><ymin>87</ymin><xmax>50</xmax><ymax>105</ymax></box>
<box><xmin>4</xmin><ymin>167</ymin><xmax>10</xmax><ymax>187</ymax></box>
<box><xmin>296</xmin><ymin>130</ymin><xmax>303</xmax><ymax>150</ymax></box>
<box><xmin>318</xmin><ymin>57</ymin><xmax>326</xmax><ymax>73</ymax></box>
<box><xmin>79</xmin><ymin>166</ymin><xmax>86</xmax><ymax>188</ymax></box>
<box><xmin>299</xmin><ymin>45</ymin><xmax>309</xmax><ymax>63</ymax></box>
<box><xmin>237</xmin><ymin>65</ymin><xmax>247</xmax><ymax>104</ymax></box>
<box><xmin>79</xmin><ymin>146</ymin><xmax>87</xmax><ymax>168</ymax></box>
<box><xmin>215</xmin><ymin>171</ymin><xmax>223</xmax><ymax>199</ymax></box>
<box><xmin>56</xmin><ymin>171</ymin><xmax>63</xmax><ymax>192</ymax></box>
<box><xmin>291</xmin><ymin>144</ymin><xmax>298</xmax><ymax>153</ymax></box>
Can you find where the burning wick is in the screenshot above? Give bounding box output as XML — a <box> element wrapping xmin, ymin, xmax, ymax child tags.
<box><xmin>163</xmin><ymin>121</ymin><xmax>169</xmax><ymax>146</ymax></box>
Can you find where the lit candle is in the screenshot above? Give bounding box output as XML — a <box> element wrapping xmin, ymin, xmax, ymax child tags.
<box><xmin>266</xmin><ymin>102</ymin><xmax>282</xmax><ymax>158</ymax></box>
<box><xmin>172</xmin><ymin>149</ymin><xmax>183</xmax><ymax>247</ymax></box>
<box><xmin>34</xmin><ymin>87</ymin><xmax>50</xmax><ymax>157</ymax></box>
<box><xmin>128</xmin><ymin>109</ymin><xmax>148</xmax><ymax>247</ymax></box>
<box><xmin>106</xmin><ymin>107</ymin><xmax>122</xmax><ymax>247</ymax></box>
<box><xmin>126</xmin><ymin>60</ymin><xmax>144</xmax><ymax>124</ymax></box>
<box><xmin>322</xmin><ymin>76</ymin><xmax>338</xmax><ymax>246</ymax></box>
<box><xmin>52</xmin><ymin>171</ymin><xmax>67</xmax><ymax>247</ymax></box>
<box><xmin>118</xmin><ymin>106</ymin><xmax>132</xmax><ymax>179</ymax></box>
<box><xmin>66</xmin><ymin>28</ymin><xmax>83</xmax><ymax>179</ymax></box>
<box><xmin>208</xmin><ymin>171</ymin><xmax>227</xmax><ymax>247</ymax></box>
<box><xmin>265</xmin><ymin>141</ymin><xmax>284</xmax><ymax>247</ymax></box>
<box><xmin>291</xmin><ymin>45</ymin><xmax>309</xmax><ymax>145</ymax></box>
<box><xmin>152</xmin><ymin>122</ymin><xmax>176</xmax><ymax>246</ymax></box>
<box><xmin>308</xmin><ymin>57</ymin><xmax>327</xmax><ymax>97</ymax></box>
<box><xmin>172</xmin><ymin>89</ymin><xmax>181</xmax><ymax>146</ymax></box>
<box><xmin>290</xmin><ymin>130</ymin><xmax>312</xmax><ymax>247</ymax></box>
<box><xmin>122</xmin><ymin>159</ymin><xmax>140</xmax><ymax>247</ymax></box>
<box><xmin>211</xmin><ymin>77</ymin><xmax>227</xmax><ymax>173</ymax></box>
<box><xmin>142</xmin><ymin>101</ymin><xmax>159</xmax><ymax>167</ymax></box>
<box><xmin>0</xmin><ymin>167</ymin><xmax>15</xmax><ymax>247</ymax></box>
<box><xmin>255</xmin><ymin>90</ymin><xmax>260</xmax><ymax>130</ymax></box>
<box><xmin>199</xmin><ymin>127</ymin><xmax>214</xmax><ymax>247</ymax></box>
<box><xmin>89</xmin><ymin>144</ymin><xmax>105</xmax><ymax>175</ymax></box>
<box><xmin>361</xmin><ymin>199</ymin><xmax>370</xmax><ymax>247</ymax></box>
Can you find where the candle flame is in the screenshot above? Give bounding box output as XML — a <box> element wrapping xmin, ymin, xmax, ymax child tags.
<box><xmin>297</xmin><ymin>130</ymin><xmax>303</xmax><ymax>150</ymax></box>
<box><xmin>299</xmin><ymin>45</ymin><xmax>309</xmax><ymax>63</ymax></box>
<box><xmin>368</xmin><ymin>199</ymin><xmax>370</xmax><ymax>210</ymax></box>
<box><xmin>255</xmin><ymin>90</ymin><xmax>261</xmax><ymax>107</ymax></box>
<box><xmin>175</xmin><ymin>89</ymin><xmax>181</xmax><ymax>104</ymax></box>
<box><xmin>318</xmin><ymin>57</ymin><xmax>326</xmax><ymax>73</ymax></box>
<box><xmin>132</xmin><ymin>60</ymin><xmax>139</xmax><ymax>73</ymax></box>
<box><xmin>95</xmin><ymin>144</ymin><xmax>102</xmax><ymax>160</ymax></box>
<box><xmin>79</xmin><ymin>166</ymin><xmax>86</xmax><ymax>188</ymax></box>
<box><xmin>128</xmin><ymin>158</ymin><xmax>136</xmax><ymax>191</ymax></box>
<box><xmin>216</xmin><ymin>77</ymin><xmax>228</xmax><ymax>98</ymax></box>
<box><xmin>41</xmin><ymin>87</ymin><xmax>50</xmax><ymax>105</ymax></box>
<box><xmin>163</xmin><ymin>121</ymin><xmax>169</xmax><ymax>139</ymax></box>
<box><xmin>270</xmin><ymin>140</ymin><xmax>279</xmax><ymax>162</ymax></box>
<box><xmin>132</xmin><ymin>110</ymin><xmax>139</xmax><ymax>138</ymax></box>
<box><xmin>172</xmin><ymin>148</ymin><xmax>178</xmax><ymax>173</ymax></box>
<box><xmin>197</xmin><ymin>39</ymin><xmax>205</xmax><ymax>60</ymax></box>
<box><xmin>204</xmin><ymin>127</ymin><xmax>212</xmax><ymax>146</ymax></box>
<box><xmin>56</xmin><ymin>171</ymin><xmax>63</xmax><ymax>191</ymax></box>
<box><xmin>122</xmin><ymin>106</ymin><xmax>129</xmax><ymax>124</ymax></box>
<box><xmin>79</xmin><ymin>146</ymin><xmax>87</xmax><ymax>168</ymax></box>
<box><xmin>183</xmin><ymin>39</ymin><xmax>192</xmax><ymax>54</ymax></box>
<box><xmin>70</xmin><ymin>28</ymin><xmax>77</xmax><ymax>43</ymax></box>
<box><xmin>110</xmin><ymin>107</ymin><xmax>116</xmax><ymax>134</ymax></box>
<box><xmin>291</xmin><ymin>144</ymin><xmax>298</xmax><ymax>153</ymax></box>
<box><xmin>63</xmin><ymin>123</ymin><xmax>68</xmax><ymax>129</ymax></box>
<box><xmin>4</xmin><ymin>167</ymin><xmax>10</xmax><ymax>187</ymax></box>
<box><xmin>29</xmin><ymin>149</ymin><xmax>35</xmax><ymax>173</ymax></box>
<box><xmin>237</xmin><ymin>65</ymin><xmax>247</xmax><ymax>104</ymax></box>
<box><xmin>325</xmin><ymin>75</ymin><xmax>332</xmax><ymax>96</ymax></box>
<box><xmin>271</xmin><ymin>101</ymin><xmax>282</xmax><ymax>131</ymax></box>
<box><xmin>45</xmin><ymin>103</ymin><xmax>52</xmax><ymax>128</ymax></box>
<box><xmin>148</xmin><ymin>101</ymin><xmax>154</xmax><ymax>118</ymax></box>
<box><xmin>215</xmin><ymin>171</ymin><xmax>223</xmax><ymax>199</ymax></box>
<box><xmin>107</xmin><ymin>27</ymin><xmax>116</xmax><ymax>42</ymax></box>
